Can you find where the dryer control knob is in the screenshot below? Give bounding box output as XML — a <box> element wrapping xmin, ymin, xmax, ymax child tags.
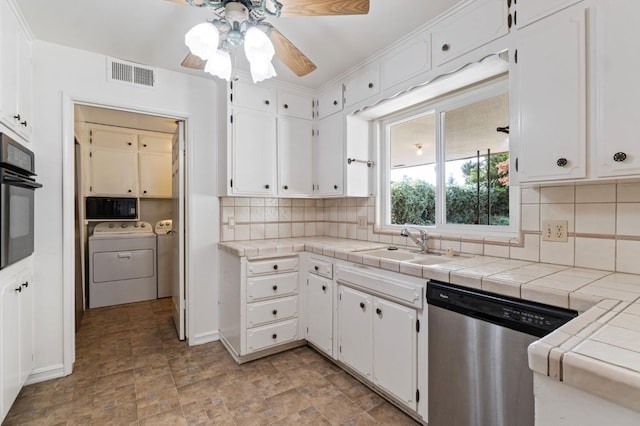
<box><xmin>109</xmin><ymin>224</ymin><xmax>115</xmax><ymax>228</ymax></box>
<box><xmin>121</xmin><ymin>224</ymin><xmax>127</xmax><ymax>228</ymax></box>
<box><xmin>141</xmin><ymin>223</ymin><xmax>146</xmax><ymax>227</ymax></box>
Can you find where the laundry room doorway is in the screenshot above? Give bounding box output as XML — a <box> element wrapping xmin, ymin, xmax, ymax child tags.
<box><xmin>72</xmin><ymin>104</ymin><xmax>187</xmax><ymax>341</ymax></box>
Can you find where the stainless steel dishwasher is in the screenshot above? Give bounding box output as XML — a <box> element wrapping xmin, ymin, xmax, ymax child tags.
<box><xmin>427</xmin><ymin>280</ymin><xmax>577</xmax><ymax>426</ymax></box>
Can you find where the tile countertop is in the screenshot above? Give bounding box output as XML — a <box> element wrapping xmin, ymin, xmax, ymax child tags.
<box><xmin>218</xmin><ymin>237</ymin><xmax>640</xmax><ymax>413</ymax></box>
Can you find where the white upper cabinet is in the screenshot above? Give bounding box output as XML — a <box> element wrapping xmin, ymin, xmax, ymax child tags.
<box><xmin>515</xmin><ymin>0</ymin><xmax>583</xmax><ymax>28</ymax></box>
<box><xmin>317</xmin><ymin>83</ymin><xmax>343</xmax><ymax>119</ymax></box>
<box><xmin>277</xmin><ymin>116</ymin><xmax>313</xmax><ymax>197</ymax></box>
<box><xmin>89</xmin><ymin>147</ymin><xmax>138</xmax><ymax>196</ymax></box>
<box><xmin>593</xmin><ymin>0</ymin><xmax>640</xmax><ymax>178</ymax></box>
<box><xmin>232</xmin><ymin>81</ymin><xmax>277</xmax><ymax>113</ymax></box>
<box><xmin>0</xmin><ymin>0</ymin><xmax>32</xmax><ymax>141</ymax></box>
<box><xmin>139</xmin><ymin>152</ymin><xmax>172</xmax><ymax>198</ymax></box>
<box><xmin>139</xmin><ymin>134</ymin><xmax>172</xmax><ymax>153</ymax></box>
<box><xmin>278</xmin><ymin>90</ymin><xmax>313</xmax><ymax>120</ymax></box>
<box><xmin>432</xmin><ymin>0</ymin><xmax>509</xmax><ymax>67</ymax></box>
<box><xmin>512</xmin><ymin>2</ymin><xmax>587</xmax><ymax>182</ymax></box>
<box><xmin>231</xmin><ymin>108</ymin><xmax>277</xmax><ymax>195</ymax></box>
<box><xmin>91</xmin><ymin>127</ymin><xmax>137</xmax><ymax>150</ymax></box>
<box><xmin>315</xmin><ymin>113</ymin><xmax>344</xmax><ymax>196</ymax></box>
<box><xmin>344</xmin><ymin>63</ymin><xmax>380</xmax><ymax>108</ymax></box>
<box><xmin>380</xmin><ymin>29</ymin><xmax>431</xmax><ymax>91</ymax></box>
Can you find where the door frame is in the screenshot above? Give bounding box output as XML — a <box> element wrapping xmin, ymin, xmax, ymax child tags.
<box><xmin>61</xmin><ymin>94</ymin><xmax>192</xmax><ymax>375</ymax></box>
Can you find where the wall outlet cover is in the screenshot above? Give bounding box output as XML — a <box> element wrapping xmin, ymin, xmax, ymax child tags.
<box><xmin>357</xmin><ymin>216</ymin><xmax>367</xmax><ymax>229</ymax></box>
<box><xmin>542</xmin><ymin>220</ymin><xmax>568</xmax><ymax>242</ymax></box>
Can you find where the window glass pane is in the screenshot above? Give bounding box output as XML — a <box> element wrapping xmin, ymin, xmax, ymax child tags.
<box><xmin>389</xmin><ymin>112</ymin><xmax>436</xmax><ymax>225</ymax></box>
<box><xmin>444</xmin><ymin>93</ymin><xmax>509</xmax><ymax>225</ymax></box>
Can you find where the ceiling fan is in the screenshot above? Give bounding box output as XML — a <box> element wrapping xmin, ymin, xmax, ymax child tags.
<box><xmin>169</xmin><ymin>0</ymin><xmax>370</xmax><ymax>82</ymax></box>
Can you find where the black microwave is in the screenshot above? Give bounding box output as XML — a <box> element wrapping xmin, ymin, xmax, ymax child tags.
<box><xmin>86</xmin><ymin>197</ymin><xmax>137</xmax><ymax>220</ymax></box>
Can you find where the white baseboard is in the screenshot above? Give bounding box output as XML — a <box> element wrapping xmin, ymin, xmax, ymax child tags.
<box><xmin>25</xmin><ymin>363</ymin><xmax>66</xmax><ymax>385</ymax></box>
<box><xmin>189</xmin><ymin>330</ymin><xmax>220</xmax><ymax>346</ymax></box>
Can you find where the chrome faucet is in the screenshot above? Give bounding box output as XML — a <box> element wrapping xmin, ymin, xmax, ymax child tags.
<box><xmin>400</xmin><ymin>227</ymin><xmax>429</xmax><ymax>253</ymax></box>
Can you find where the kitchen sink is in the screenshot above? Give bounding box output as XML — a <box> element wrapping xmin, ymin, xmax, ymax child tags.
<box><xmin>355</xmin><ymin>247</ymin><xmax>456</xmax><ymax>265</ymax></box>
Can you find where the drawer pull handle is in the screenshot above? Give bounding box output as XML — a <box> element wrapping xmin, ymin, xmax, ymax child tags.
<box><xmin>314</xmin><ymin>266</ymin><xmax>319</xmax><ymax>271</ymax></box>
<box><xmin>557</xmin><ymin>158</ymin><xmax>568</xmax><ymax>167</ymax></box>
<box><xmin>322</xmin><ymin>285</ymin><xmax>327</xmax><ymax>292</ymax></box>
<box><xmin>359</xmin><ymin>302</ymin><xmax>365</xmax><ymax>310</ymax></box>
<box><xmin>272</xmin><ymin>333</ymin><xmax>277</xmax><ymax>339</ymax></box>
<box><xmin>613</xmin><ymin>152</ymin><xmax>627</xmax><ymax>162</ymax></box>
<box><xmin>272</xmin><ymin>285</ymin><xmax>278</xmax><ymax>291</ymax></box>
<box><xmin>273</xmin><ymin>264</ymin><xmax>278</xmax><ymax>270</ymax></box>
<box><xmin>376</xmin><ymin>308</ymin><xmax>382</xmax><ymax>315</ymax></box>
<box><xmin>272</xmin><ymin>309</ymin><xmax>278</xmax><ymax>316</ymax></box>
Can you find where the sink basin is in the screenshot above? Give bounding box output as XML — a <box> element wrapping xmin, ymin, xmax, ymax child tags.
<box><xmin>356</xmin><ymin>247</ymin><xmax>456</xmax><ymax>265</ymax></box>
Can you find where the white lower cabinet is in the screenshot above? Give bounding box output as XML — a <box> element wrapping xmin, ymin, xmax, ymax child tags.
<box><xmin>1</xmin><ymin>265</ymin><xmax>34</xmax><ymax>420</ymax></box>
<box><xmin>306</xmin><ymin>274</ymin><xmax>333</xmax><ymax>356</ymax></box>
<box><xmin>338</xmin><ymin>285</ymin><xmax>418</xmax><ymax>410</ymax></box>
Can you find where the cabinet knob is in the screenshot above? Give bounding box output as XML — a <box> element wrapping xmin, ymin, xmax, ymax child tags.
<box><xmin>442</xmin><ymin>43</ymin><xmax>450</xmax><ymax>52</ymax></box>
<box><xmin>143</xmin><ymin>144</ymin><xmax>147</xmax><ymax>147</ymax></box>
<box><xmin>21</xmin><ymin>282</ymin><xmax>28</xmax><ymax>288</ymax></box>
<box><xmin>127</xmin><ymin>142</ymin><xmax>132</xmax><ymax>146</ymax></box>
<box><xmin>272</xmin><ymin>309</ymin><xmax>278</xmax><ymax>316</ymax></box>
<box><xmin>333</xmin><ymin>100</ymin><xmax>338</xmax><ymax>106</ymax></box>
<box><xmin>273</xmin><ymin>264</ymin><xmax>278</xmax><ymax>270</ymax></box>
<box><xmin>13</xmin><ymin>114</ymin><xmax>20</xmax><ymax>120</ymax></box>
<box><xmin>128</xmin><ymin>189</ymin><xmax>132</xmax><ymax>193</ymax></box>
<box><xmin>359</xmin><ymin>302</ymin><xmax>365</xmax><ymax>310</ymax></box>
<box><xmin>321</xmin><ymin>285</ymin><xmax>327</xmax><ymax>292</ymax></box>
<box><xmin>508</xmin><ymin>13</ymin><xmax>513</xmax><ymax>28</ymax></box>
<box><xmin>613</xmin><ymin>152</ymin><xmax>627</xmax><ymax>162</ymax></box>
<box><xmin>284</xmin><ymin>104</ymin><xmax>289</xmax><ymax>109</ymax></box>
<box><xmin>143</xmin><ymin>190</ymin><xmax>147</xmax><ymax>194</ymax></box>
<box><xmin>265</xmin><ymin>100</ymin><xmax>270</xmax><ymax>105</ymax></box>
<box><xmin>368</xmin><ymin>82</ymin><xmax>374</xmax><ymax>89</ymax></box>
<box><xmin>376</xmin><ymin>308</ymin><xmax>382</xmax><ymax>315</ymax></box>
<box><xmin>283</xmin><ymin>185</ymin><xmax>288</xmax><ymax>190</ymax></box>
<box><xmin>20</xmin><ymin>120</ymin><xmax>27</xmax><ymax>127</ymax></box>
<box><xmin>15</xmin><ymin>286</ymin><xmax>22</xmax><ymax>293</ymax></box>
<box><xmin>265</xmin><ymin>184</ymin><xmax>270</xmax><ymax>189</ymax></box>
<box><xmin>556</xmin><ymin>158</ymin><xmax>568</xmax><ymax>167</ymax></box>
<box><xmin>314</xmin><ymin>266</ymin><xmax>319</xmax><ymax>271</ymax></box>
<box><xmin>272</xmin><ymin>333</ymin><xmax>277</xmax><ymax>339</ymax></box>
<box><xmin>333</xmin><ymin>184</ymin><xmax>338</xmax><ymax>190</ymax></box>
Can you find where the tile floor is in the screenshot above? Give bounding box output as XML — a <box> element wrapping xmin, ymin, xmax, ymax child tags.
<box><xmin>3</xmin><ymin>298</ymin><xmax>419</xmax><ymax>425</ymax></box>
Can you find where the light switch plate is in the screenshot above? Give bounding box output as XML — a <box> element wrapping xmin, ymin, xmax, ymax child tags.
<box><xmin>228</xmin><ymin>216</ymin><xmax>235</xmax><ymax>229</ymax></box>
<box><xmin>542</xmin><ymin>220</ymin><xmax>568</xmax><ymax>242</ymax></box>
<box><xmin>357</xmin><ymin>216</ymin><xmax>367</xmax><ymax>229</ymax></box>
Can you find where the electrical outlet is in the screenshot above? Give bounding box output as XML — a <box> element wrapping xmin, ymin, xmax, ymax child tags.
<box><xmin>228</xmin><ymin>216</ymin><xmax>235</xmax><ymax>229</ymax></box>
<box><xmin>542</xmin><ymin>220</ymin><xmax>568</xmax><ymax>242</ymax></box>
<box><xmin>357</xmin><ymin>216</ymin><xmax>368</xmax><ymax>229</ymax></box>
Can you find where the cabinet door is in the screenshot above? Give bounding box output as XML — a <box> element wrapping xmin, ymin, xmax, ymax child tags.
<box><xmin>89</xmin><ymin>148</ymin><xmax>138</xmax><ymax>195</ymax></box>
<box><xmin>278</xmin><ymin>116</ymin><xmax>313</xmax><ymax>197</ymax></box>
<box><xmin>306</xmin><ymin>275</ymin><xmax>333</xmax><ymax>356</ymax></box>
<box><xmin>139</xmin><ymin>133</ymin><xmax>172</xmax><ymax>153</ymax></box>
<box><xmin>317</xmin><ymin>83</ymin><xmax>343</xmax><ymax>119</ymax></box>
<box><xmin>231</xmin><ymin>108</ymin><xmax>277</xmax><ymax>195</ymax></box>
<box><xmin>373</xmin><ymin>298</ymin><xmax>417</xmax><ymax>410</ymax></box>
<box><xmin>1</xmin><ymin>279</ymin><xmax>20</xmax><ymax>417</ymax></box>
<box><xmin>18</xmin><ymin>270</ymin><xmax>33</xmax><ymax>385</ymax></box>
<box><xmin>516</xmin><ymin>0</ymin><xmax>583</xmax><ymax>28</ymax></box>
<box><xmin>15</xmin><ymin>26</ymin><xmax>32</xmax><ymax>140</ymax></box>
<box><xmin>594</xmin><ymin>1</ymin><xmax>640</xmax><ymax>177</ymax></box>
<box><xmin>232</xmin><ymin>81</ymin><xmax>277</xmax><ymax>113</ymax></box>
<box><xmin>338</xmin><ymin>286</ymin><xmax>372</xmax><ymax>379</ymax></box>
<box><xmin>0</xmin><ymin>1</ymin><xmax>18</xmax><ymax>130</ymax></box>
<box><xmin>139</xmin><ymin>152</ymin><xmax>172</xmax><ymax>198</ymax></box>
<box><xmin>316</xmin><ymin>114</ymin><xmax>344</xmax><ymax>196</ymax></box>
<box><xmin>380</xmin><ymin>29</ymin><xmax>431</xmax><ymax>90</ymax></box>
<box><xmin>513</xmin><ymin>3</ymin><xmax>587</xmax><ymax>182</ymax></box>
<box><xmin>278</xmin><ymin>90</ymin><xmax>313</xmax><ymax>119</ymax></box>
<box><xmin>432</xmin><ymin>0</ymin><xmax>509</xmax><ymax>66</ymax></box>
<box><xmin>344</xmin><ymin>64</ymin><xmax>380</xmax><ymax>107</ymax></box>
<box><xmin>90</xmin><ymin>128</ymin><xmax>138</xmax><ymax>150</ymax></box>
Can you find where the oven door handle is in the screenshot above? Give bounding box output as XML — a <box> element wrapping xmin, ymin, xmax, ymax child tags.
<box><xmin>2</xmin><ymin>175</ymin><xmax>43</xmax><ymax>189</ymax></box>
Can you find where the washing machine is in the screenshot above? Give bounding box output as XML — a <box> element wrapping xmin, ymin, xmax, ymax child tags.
<box><xmin>88</xmin><ymin>221</ymin><xmax>157</xmax><ymax>308</ymax></box>
<box><xmin>155</xmin><ymin>219</ymin><xmax>173</xmax><ymax>298</ymax></box>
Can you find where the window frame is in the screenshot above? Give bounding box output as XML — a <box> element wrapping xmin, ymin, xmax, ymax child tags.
<box><xmin>376</xmin><ymin>77</ymin><xmax>520</xmax><ymax>237</ymax></box>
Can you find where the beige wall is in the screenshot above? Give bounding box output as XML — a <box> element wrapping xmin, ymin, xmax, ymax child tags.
<box><xmin>220</xmin><ymin>182</ymin><xmax>640</xmax><ymax>274</ymax></box>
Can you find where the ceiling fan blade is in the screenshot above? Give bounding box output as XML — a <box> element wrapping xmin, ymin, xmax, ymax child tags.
<box><xmin>181</xmin><ymin>52</ymin><xmax>206</xmax><ymax>70</ymax></box>
<box><xmin>278</xmin><ymin>0</ymin><xmax>369</xmax><ymax>17</ymax></box>
<box><xmin>269</xmin><ymin>27</ymin><xmax>317</xmax><ymax>77</ymax></box>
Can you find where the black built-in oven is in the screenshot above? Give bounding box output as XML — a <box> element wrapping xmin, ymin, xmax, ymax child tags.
<box><xmin>0</xmin><ymin>133</ymin><xmax>42</xmax><ymax>269</ymax></box>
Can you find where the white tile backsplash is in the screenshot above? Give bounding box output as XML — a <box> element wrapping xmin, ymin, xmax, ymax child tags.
<box><xmin>541</xmin><ymin>186</ymin><xmax>575</xmax><ymax>204</ymax></box>
<box><xmin>575</xmin><ymin>203</ymin><xmax>616</xmax><ymax>235</ymax></box>
<box><xmin>616</xmin><ymin>203</ymin><xmax>640</xmax><ymax>236</ymax></box>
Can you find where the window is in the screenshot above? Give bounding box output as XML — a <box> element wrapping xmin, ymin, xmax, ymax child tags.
<box><xmin>380</xmin><ymin>79</ymin><xmax>515</xmax><ymax>234</ymax></box>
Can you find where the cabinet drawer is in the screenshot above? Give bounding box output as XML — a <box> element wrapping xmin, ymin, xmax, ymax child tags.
<box><xmin>247</xmin><ymin>296</ymin><xmax>298</xmax><ymax>328</ymax></box>
<box><xmin>432</xmin><ymin>0</ymin><xmax>509</xmax><ymax>66</ymax></box>
<box><xmin>246</xmin><ymin>272</ymin><xmax>298</xmax><ymax>302</ymax></box>
<box><xmin>278</xmin><ymin>90</ymin><xmax>313</xmax><ymax>119</ymax></box>
<box><xmin>246</xmin><ymin>319</ymin><xmax>299</xmax><ymax>353</ymax></box>
<box><xmin>247</xmin><ymin>256</ymin><xmax>298</xmax><ymax>276</ymax></box>
<box><xmin>308</xmin><ymin>257</ymin><xmax>333</xmax><ymax>279</ymax></box>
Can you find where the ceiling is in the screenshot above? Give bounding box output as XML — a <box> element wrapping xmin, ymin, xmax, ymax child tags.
<box><xmin>15</xmin><ymin>0</ymin><xmax>463</xmax><ymax>90</ymax></box>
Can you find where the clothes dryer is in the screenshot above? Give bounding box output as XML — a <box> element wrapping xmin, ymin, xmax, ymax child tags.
<box><xmin>155</xmin><ymin>219</ymin><xmax>173</xmax><ymax>298</ymax></box>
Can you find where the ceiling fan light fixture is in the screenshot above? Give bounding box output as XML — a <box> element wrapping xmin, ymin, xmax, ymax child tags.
<box><xmin>185</xmin><ymin>22</ymin><xmax>219</xmax><ymax>60</ymax></box>
<box><xmin>204</xmin><ymin>49</ymin><xmax>232</xmax><ymax>80</ymax></box>
<box><xmin>244</xmin><ymin>26</ymin><xmax>277</xmax><ymax>83</ymax></box>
